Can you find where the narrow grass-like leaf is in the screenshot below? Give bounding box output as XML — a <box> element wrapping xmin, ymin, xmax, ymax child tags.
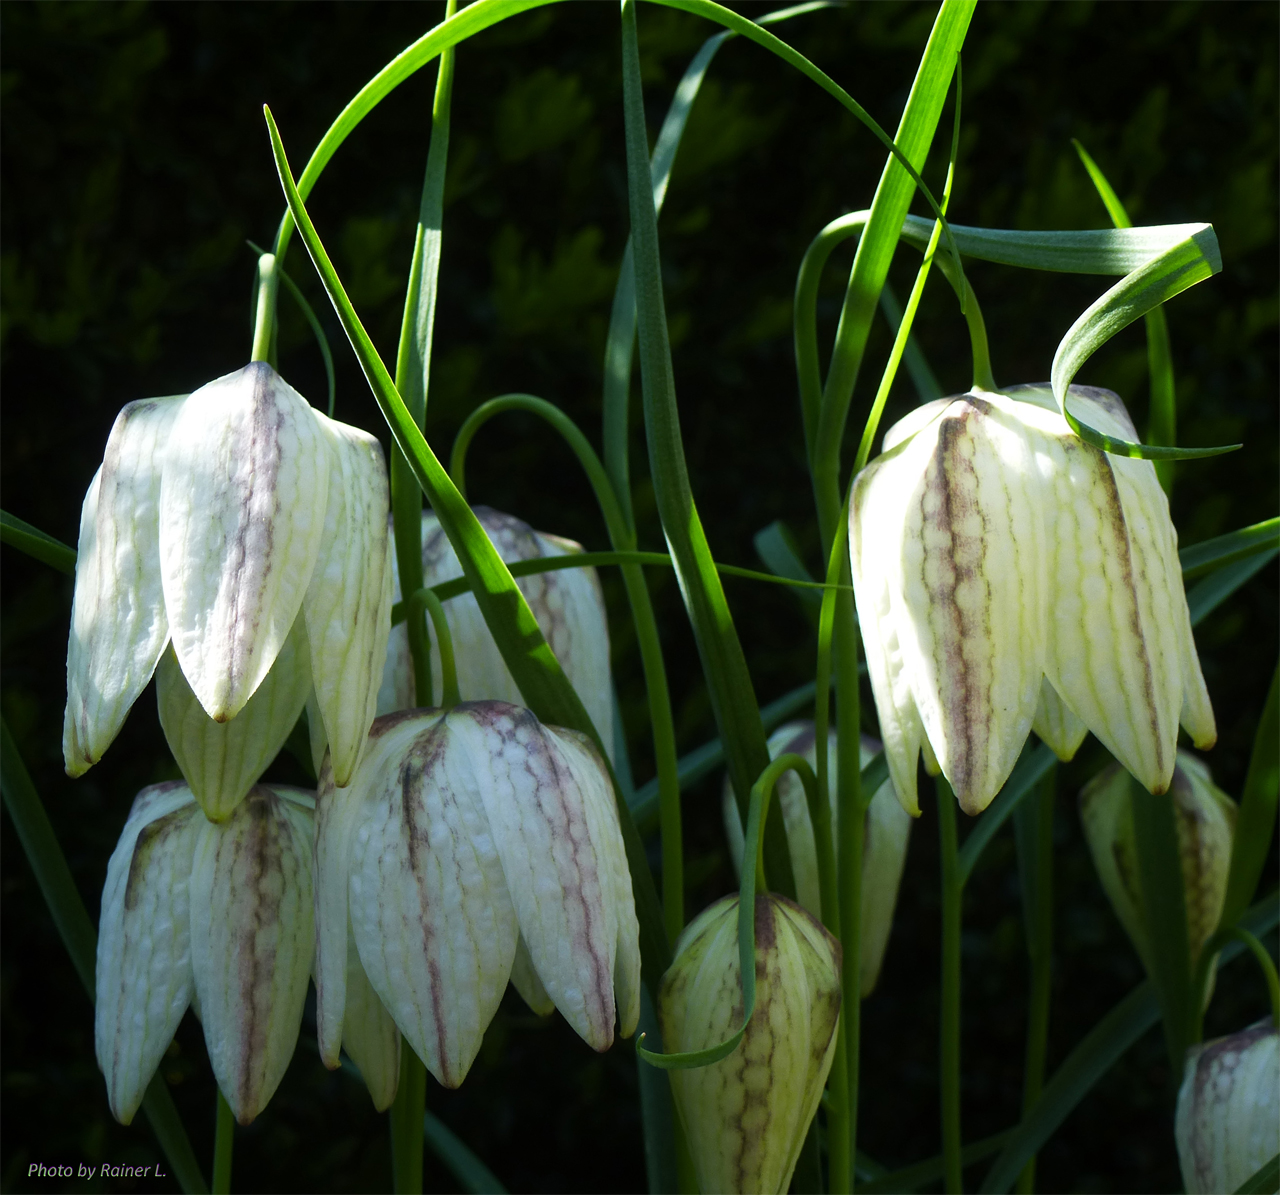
<box><xmin>620</xmin><ymin>0</ymin><xmax>794</xmax><ymax>897</ymax></box>
<box><xmin>1180</xmin><ymin>518</ymin><xmax>1280</xmax><ymax>579</ymax></box>
<box><xmin>857</xmin><ymin>1130</ymin><xmax>1014</xmax><ymax>1194</ymax></box>
<box><xmin>422</xmin><ymin>1112</ymin><xmax>507</xmax><ymax>1194</ymax></box>
<box><xmin>1235</xmin><ymin>1153</ymin><xmax>1280</xmax><ymax>1195</ymax></box>
<box><xmin>754</xmin><ymin>520</ymin><xmax>821</xmax><ymax>611</ymax></box>
<box><xmin>265</xmin><ymin>105</ymin><xmax>671</xmax><ymax>983</ymax></box>
<box><xmin>1</xmin><ymin>509</ymin><xmax>77</xmax><ymax>575</ymax></box>
<box><xmin>979</xmin><ymin>895</ymin><xmax>1279</xmax><ymax>1194</ymax></box>
<box><xmin>1</xmin><ymin>718</ymin><xmax>208</xmax><ymax>1194</ymax></box>
<box><xmin>1189</xmin><ymin>550</ymin><xmax>1278</xmax><ymax>627</ymax></box>
<box><xmin>1071</xmin><ymin>139</ymin><xmax>1177</xmax><ymax>491</ymax></box>
<box><xmin>1222</xmin><ymin>664</ymin><xmax>1279</xmax><ymax>929</ymax></box>
<box><xmin>956</xmin><ymin>744</ymin><xmax>1057</xmax><ymax>886</ymax></box>
<box><xmin>880</xmin><ymin>283</ymin><xmax>944</xmax><ymax>402</ymax></box>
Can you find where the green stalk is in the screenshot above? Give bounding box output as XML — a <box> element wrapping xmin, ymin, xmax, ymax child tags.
<box><xmin>1013</xmin><ymin>770</ymin><xmax>1056</xmax><ymax>1194</ymax></box>
<box><xmin>1191</xmin><ymin>926</ymin><xmax>1280</xmax><ymax>1039</ymax></box>
<box><xmin>392</xmin><ymin>0</ymin><xmax>457</xmax><ymax>712</ymax></box>
<box><xmin>418</xmin><ymin>589</ymin><xmax>460</xmax><ymax>708</ymax></box>
<box><xmin>249</xmin><ymin>253</ymin><xmax>279</xmax><ymax>364</ymax></box>
<box><xmin>938</xmin><ymin>776</ymin><xmax>963</xmax><ymax>1194</ymax></box>
<box><xmin>391</xmin><ymin>1040</ymin><xmax>428</xmax><ymax>1194</ymax></box>
<box><xmin>619</xmin><ymin>0</ymin><xmax>793</xmax><ymax>898</ymax></box>
<box><xmin>212</xmin><ymin>1093</ymin><xmax>234</xmax><ymax>1195</ymax></box>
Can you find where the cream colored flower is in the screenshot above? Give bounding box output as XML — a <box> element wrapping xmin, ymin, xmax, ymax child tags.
<box><xmin>850</xmin><ymin>384</ymin><xmax>1214</xmax><ymax>816</ymax></box>
<box><xmin>64</xmin><ymin>362</ymin><xmax>392</xmax><ymax>819</ymax></box>
<box><xmin>95</xmin><ymin>782</ymin><xmax>317</xmax><ymax>1125</ymax></box>
<box><xmin>313</xmin><ymin>702</ymin><xmax>639</xmax><ymax>1089</ymax></box>
<box><xmin>1176</xmin><ymin>1020</ymin><xmax>1279</xmax><ymax>1194</ymax></box>
<box><xmin>721</xmin><ymin>722</ymin><xmax>910</xmax><ymax>995</ymax></box>
<box><xmin>378</xmin><ymin>507</ymin><xmax>613</xmax><ymax>760</ymax></box>
<box><xmin>658</xmin><ymin>893</ymin><xmax>842</xmax><ymax>1195</ymax></box>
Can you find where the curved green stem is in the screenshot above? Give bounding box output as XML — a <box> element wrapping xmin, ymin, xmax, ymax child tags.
<box><xmin>1192</xmin><ymin>926</ymin><xmax>1280</xmax><ymax>1040</ymax></box>
<box><xmin>416</xmin><ymin>589</ymin><xmax>460</xmax><ymax>709</ymax></box>
<box><xmin>449</xmin><ymin>391</ymin><xmax>686</xmax><ymax>944</ymax></box>
<box><xmin>938</xmin><ymin>775</ymin><xmax>963</xmax><ymax>1194</ymax></box>
<box><xmin>212</xmin><ymin>1093</ymin><xmax>234</xmax><ymax>1195</ymax></box>
<box><xmin>250</xmin><ymin>253</ymin><xmax>279</xmax><ymax>364</ymax></box>
<box><xmin>932</xmin><ymin>251</ymin><xmax>996</xmax><ymax>393</ymax></box>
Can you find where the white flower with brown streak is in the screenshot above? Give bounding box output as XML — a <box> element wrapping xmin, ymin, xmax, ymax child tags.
<box><xmin>378</xmin><ymin>507</ymin><xmax>613</xmax><ymax>760</ymax></box>
<box><xmin>314</xmin><ymin>702</ymin><xmax>640</xmax><ymax>1089</ymax></box>
<box><xmin>63</xmin><ymin>362</ymin><xmax>392</xmax><ymax>819</ymax></box>
<box><xmin>95</xmin><ymin>782</ymin><xmax>318</xmax><ymax>1126</ymax></box>
<box><xmin>850</xmin><ymin>384</ymin><xmax>1215</xmax><ymax>816</ymax></box>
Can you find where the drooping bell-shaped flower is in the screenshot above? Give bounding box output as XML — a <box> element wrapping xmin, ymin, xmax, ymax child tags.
<box><xmin>1176</xmin><ymin>1019</ymin><xmax>1279</xmax><ymax>1194</ymax></box>
<box><xmin>314</xmin><ymin>702</ymin><xmax>640</xmax><ymax>1089</ymax></box>
<box><xmin>658</xmin><ymin>893</ymin><xmax>842</xmax><ymax>1195</ymax></box>
<box><xmin>850</xmin><ymin>384</ymin><xmax>1214</xmax><ymax>816</ymax></box>
<box><xmin>95</xmin><ymin>782</ymin><xmax>316</xmax><ymax>1125</ymax></box>
<box><xmin>1079</xmin><ymin>751</ymin><xmax>1236</xmax><ymax>979</ymax></box>
<box><xmin>378</xmin><ymin>507</ymin><xmax>613</xmax><ymax>760</ymax></box>
<box><xmin>721</xmin><ymin>722</ymin><xmax>910</xmax><ymax>995</ymax></box>
<box><xmin>64</xmin><ymin>363</ymin><xmax>393</xmax><ymax>819</ymax></box>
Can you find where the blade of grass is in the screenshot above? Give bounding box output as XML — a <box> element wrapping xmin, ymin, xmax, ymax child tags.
<box><xmin>978</xmin><ymin>895</ymin><xmax>1280</xmax><ymax>1194</ymax></box>
<box><xmin>956</xmin><ymin>743</ymin><xmax>1057</xmax><ymax>886</ymax></box>
<box><xmin>1180</xmin><ymin>518</ymin><xmax>1279</xmax><ymax>579</ymax></box>
<box><xmin>1188</xmin><ymin>550</ymin><xmax>1278</xmax><ymax>627</ymax></box>
<box><xmin>880</xmin><ymin>282</ymin><xmax>944</xmax><ymax>402</ymax></box>
<box><xmin>754</xmin><ymin>520</ymin><xmax>822</xmax><ymax>611</ymax></box>
<box><xmin>422</xmin><ymin>1111</ymin><xmax>507</xmax><ymax>1194</ymax></box>
<box><xmin>265</xmin><ymin>104</ymin><xmax>671</xmax><ymax>986</ymax></box>
<box><xmin>0</xmin><ymin>509</ymin><xmax>77</xmax><ymax>575</ymax></box>
<box><xmin>1</xmin><ymin>718</ymin><xmax>208</xmax><ymax>1194</ymax></box>
<box><xmin>857</xmin><ymin>1131</ymin><xmax>1014</xmax><ymax>1194</ymax></box>
<box><xmin>1235</xmin><ymin>1153</ymin><xmax>1280</xmax><ymax>1195</ymax></box>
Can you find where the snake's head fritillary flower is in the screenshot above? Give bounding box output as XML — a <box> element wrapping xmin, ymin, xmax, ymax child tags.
<box><xmin>1176</xmin><ymin>1019</ymin><xmax>1279</xmax><ymax>1194</ymax></box>
<box><xmin>313</xmin><ymin>702</ymin><xmax>639</xmax><ymax>1090</ymax></box>
<box><xmin>64</xmin><ymin>362</ymin><xmax>393</xmax><ymax>819</ymax></box>
<box><xmin>1080</xmin><ymin>751</ymin><xmax>1236</xmax><ymax>979</ymax></box>
<box><xmin>378</xmin><ymin>507</ymin><xmax>613</xmax><ymax>760</ymax></box>
<box><xmin>721</xmin><ymin>722</ymin><xmax>910</xmax><ymax>995</ymax></box>
<box><xmin>657</xmin><ymin>894</ymin><xmax>842</xmax><ymax>1195</ymax></box>
<box><xmin>95</xmin><ymin>782</ymin><xmax>315</xmax><ymax>1126</ymax></box>
<box><xmin>850</xmin><ymin>384</ymin><xmax>1214</xmax><ymax>817</ymax></box>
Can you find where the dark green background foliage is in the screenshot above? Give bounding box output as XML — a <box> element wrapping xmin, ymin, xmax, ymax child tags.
<box><xmin>2</xmin><ymin>3</ymin><xmax>1275</xmax><ymax>1192</ymax></box>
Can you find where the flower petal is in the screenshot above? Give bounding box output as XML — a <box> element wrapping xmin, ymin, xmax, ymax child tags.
<box><xmin>889</xmin><ymin>397</ymin><xmax>1047</xmax><ymax>814</ymax></box>
<box><xmin>95</xmin><ymin>783</ymin><xmax>199</xmax><ymax>1125</ymax></box>
<box><xmin>347</xmin><ymin>712</ymin><xmax>517</xmax><ymax>1088</ymax></box>
<box><xmin>189</xmin><ymin>786</ymin><xmax>315</xmax><ymax>1124</ymax></box>
<box><xmin>303</xmin><ymin>416</ymin><xmax>393</xmax><ymax>785</ymax></box>
<box><xmin>450</xmin><ymin>705</ymin><xmax>622</xmax><ymax>1051</ymax></box>
<box><xmin>157</xmin><ymin>618</ymin><xmax>312</xmax><ymax>822</ymax></box>
<box><xmin>340</xmin><ymin>925</ymin><xmax>401</xmax><ymax>1112</ymax></box>
<box><xmin>160</xmin><ymin>363</ymin><xmax>329</xmax><ymax>722</ymax></box>
<box><xmin>1031</xmin><ymin>678</ymin><xmax>1089</xmax><ymax>761</ymax></box>
<box><xmin>65</xmin><ymin>396</ymin><xmax>185</xmax><ymax>775</ymax></box>
<box><xmin>509</xmin><ymin>934</ymin><xmax>555</xmax><ymax>1016</ymax></box>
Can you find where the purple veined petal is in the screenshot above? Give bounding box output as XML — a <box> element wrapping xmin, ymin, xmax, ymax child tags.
<box><xmin>509</xmin><ymin>934</ymin><xmax>555</xmax><ymax>1016</ymax></box>
<box><xmin>339</xmin><ymin>920</ymin><xmax>400</xmax><ymax>1112</ymax></box>
<box><xmin>188</xmin><ymin>786</ymin><xmax>315</xmax><ymax>1125</ymax></box>
<box><xmin>890</xmin><ymin>395</ymin><xmax>1048</xmax><ymax>815</ymax></box>
<box><xmin>346</xmin><ymin>711</ymin><xmax>517</xmax><ymax>1089</ymax></box>
<box><xmin>1031</xmin><ymin>678</ymin><xmax>1089</xmax><ymax>761</ymax></box>
<box><xmin>95</xmin><ymin>782</ymin><xmax>200</xmax><ymax>1125</ymax></box>
<box><xmin>160</xmin><ymin>363</ymin><xmax>330</xmax><ymax>723</ymax></box>
<box><xmin>303</xmin><ymin>415</ymin><xmax>393</xmax><ymax>786</ymax></box>
<box><xmin>65</xmin><ymin>396</ymin><xmax>185</xmax><ymax>776</ymax></box>
<box><xmin>156</xmin><ymin>617</ymin><xmax>312</xmax><ymax>823</ymax></box>
<box><xmin>451</xmin><ymin>705</ymin><xmax>619</xmax><ymax>1051</ymax></box>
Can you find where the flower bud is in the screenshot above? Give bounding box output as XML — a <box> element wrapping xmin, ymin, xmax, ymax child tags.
<box><xmin>1176</xmin><ymin>1019</ymin><xmax>1279</xmax><ymax>1194</ymax></box>
<box><xmin>658</xmin><ymin>894</ymin><xmax>842</xmax><ymax>1195</ymax></box>
<box><xmin>378</xmin><ymin>507</ymin><xmax>613</xmax><ymax>759</ymax></box>
<box><xmin>722</xmin><ymin>723</ymin><xmax>910</xmax><ymax>995</ymax></box>
<box><xmin>1079</xmin><ymin>751</ymin><xmax>1236</xmax><ymax>976</ymax></box>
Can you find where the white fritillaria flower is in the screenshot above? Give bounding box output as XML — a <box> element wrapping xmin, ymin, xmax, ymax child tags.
<box><xmin>314</xmin><ymin>702</ymin><xmax>640</xmax><ymax>1089</ymax></box>
<box><xmin>95</xmin><ymin>782</ymin><xmax>315</xmax><ymax>1126</ymax></box>
<box><xmin>378</xmin><ymin>507</ymin><xmax>613</xmax><ymax>760</ymax></box>
<box><xmin>658</xmin><ymin>894</ymin><xmax>843</xmax><ymax>1195</ymax></box>
<box><xmin>64</xmin><ymin>362</ymin><xmax>392</xmax><ymax>819</ymax></box>
<box><xmin>850</xmin><ymin>384</ymin><xmax>1215</xmax><ymax>816</ymax></box>
<box><xmin>1176</xmin><ymin>1019</ymin><xmax>1279</xmax><ymax>1194</ymax></box>
<box><xmin>1080</xmin><ymin>751</ymin><xmax>1236</xmax><ymax>982</ymax></box>
<box><xmin>721</xmin><ymin>722</ymin><xmax>910</xmax><ymax>995</ymax></box>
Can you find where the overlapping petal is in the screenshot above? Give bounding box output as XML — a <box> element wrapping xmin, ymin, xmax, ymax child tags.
<box><xmin>65</xmin><ymin>396</ymin><xmax>185</xmax><ymax>775</ymax></box>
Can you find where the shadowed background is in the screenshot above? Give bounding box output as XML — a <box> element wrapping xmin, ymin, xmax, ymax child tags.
<box><xmin>2</xmin><ymin>2</ymin><xmax>1276</xmax><ymax>1192</ymax></box>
